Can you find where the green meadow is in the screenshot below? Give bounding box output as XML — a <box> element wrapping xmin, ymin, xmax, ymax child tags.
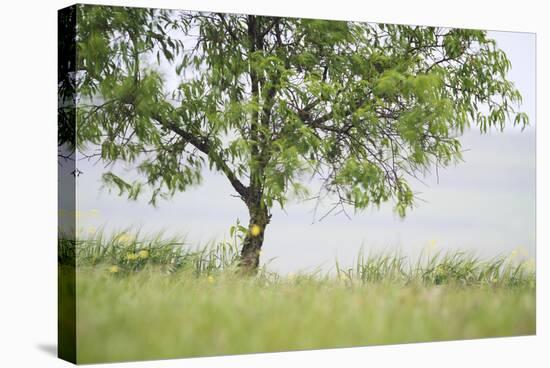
<box><xmin>59</xmin><ymin>233</ymin><xmax>536</xmax><ymax>364</ymax></box>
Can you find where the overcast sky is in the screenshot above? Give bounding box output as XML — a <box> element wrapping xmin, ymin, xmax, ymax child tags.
<box><xmin>70</xmin><ymin>27</ymin><xmax>536</xmax><ymax>274</ymax></box>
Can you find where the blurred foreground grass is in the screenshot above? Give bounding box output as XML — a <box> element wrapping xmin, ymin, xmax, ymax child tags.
<box><xmin>59</xmin><ymin>232</ymin><xmax>536</xmax><ymax>363</ymax></box>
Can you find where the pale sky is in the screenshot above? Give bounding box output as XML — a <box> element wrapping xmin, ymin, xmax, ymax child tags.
<box><xmin>69</xmin><ymin>27</ymin><xmax>536</xmax><ymax>274</ymax></box>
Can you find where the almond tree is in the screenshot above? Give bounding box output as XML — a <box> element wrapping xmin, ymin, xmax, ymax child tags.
<box><xmin>61</xmin><ymin>5</ymin><xmax>528</xmax><ymax>271</ymax></box>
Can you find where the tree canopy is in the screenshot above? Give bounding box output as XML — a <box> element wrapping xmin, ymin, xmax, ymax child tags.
<box><xmin>63</xmin><ymin>5</ymin><xmax>528</xmax><ymax>270</ymax></box>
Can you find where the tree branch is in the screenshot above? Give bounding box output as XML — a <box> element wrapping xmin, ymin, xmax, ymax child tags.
<box><xmin>153</xmin><ymin>114</ymin><xmax>249</xmax><ymax>199</ymax></box>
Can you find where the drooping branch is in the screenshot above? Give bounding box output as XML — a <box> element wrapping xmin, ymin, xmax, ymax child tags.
<box><xmin>153</xmin><ymin>114</ymin><xmax>249</xmax><ymax>200</ymax></box>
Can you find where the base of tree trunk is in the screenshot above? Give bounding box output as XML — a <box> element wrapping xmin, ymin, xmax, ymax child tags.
<box><xmin>238</xmin><ymin>236</ymin><xmax>262</xmax><ymax>274</ymax></box>
<box><xmin>238</xmin><ymin>200</ymin><xmax>270</xmax><ymax>274</ymax></box>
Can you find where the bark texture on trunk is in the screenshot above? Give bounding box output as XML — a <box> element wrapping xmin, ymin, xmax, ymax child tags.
<box><xmin>239</xmin><ymin>202</ymin><xmax>270</xmax><ymax>273</ymax></box>
<box><xmin>239</xmin><ymin>15</ymin><xmax>272</xmax><ymax>274</ymax></box>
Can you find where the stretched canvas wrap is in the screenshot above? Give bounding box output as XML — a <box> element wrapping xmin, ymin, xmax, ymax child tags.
<box><xmin>58</xmin><ymin>3</ymin><xmax>536</xmax><ymax>364</ymax></box>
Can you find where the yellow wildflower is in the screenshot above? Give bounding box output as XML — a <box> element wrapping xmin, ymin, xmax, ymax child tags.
<box><xmin>524</xmin><ymin>258</ymin><xmax>536</xmax><ymax>272</ymax></box>
<box><xmin>109</xmin><ymin>265</ymin><xmax>119</xmax><ymax>273</ymax></box>
<box><xmin>511</xmin><ymin>246</ymin><xmax>528</xmax><ymax>258</ymax></box>
<box><xmin>138</xmin><ymin>250</ymin><xmax>149</xmax><ymax>259</ymax></box>
<box><xmin>126</xmin><ymin>252</ymin><xmax>138</xmax><ymax>261</ymax></box>
<box><xmin>119</xmin><ymin>233</ymin><xmax>134</xmax><ymax>244</ymax></box>
<box><xmin>425</xmin><ymin>239</ymin><xmax>438</xmax><ymax>253</ymax></box>
<box><xmin>250</xmin><ymin>224</ymin><xmax>261</xmax><ymax>237</ymax></box>
<box><xmin>207</xmin><ymin>275</ymin><xmax>215</xmax><ymax>284</ymax></box>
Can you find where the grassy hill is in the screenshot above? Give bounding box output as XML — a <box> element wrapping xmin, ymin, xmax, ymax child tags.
<box><xmin>59</xmin><ymin>232</ymin><xmax>536</xmax><ymax>363</ymax></box>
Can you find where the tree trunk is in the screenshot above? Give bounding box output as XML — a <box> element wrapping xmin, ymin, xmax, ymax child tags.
<box><xmin>238</xmin><ymin>15</ymin><xmax>272</xmax><ymax>274</ymax></box>
<box><xmin>239</xmin><ymin>202</ymin><xmax>270</xmax><ymax>273</ymax></box>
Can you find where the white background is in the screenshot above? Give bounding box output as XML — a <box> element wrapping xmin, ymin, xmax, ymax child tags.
<box><xmin>0</xmin><ymin>0</ymin><xmax>547</xmax><ymax>367</ymax></box>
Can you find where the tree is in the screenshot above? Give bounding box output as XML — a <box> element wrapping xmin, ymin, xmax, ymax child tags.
<box><xmin>67</xmin><ymin>5</ymin><xmax>528</xmax><ymax>272</ymax></box>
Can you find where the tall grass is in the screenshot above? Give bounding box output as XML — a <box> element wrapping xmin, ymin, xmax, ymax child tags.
<box><xmin>59</xmin><ymin>229</ymin><xmax>242</xmax><ymax>276</ymax></box>
<box><xmin>60</xmin><ymin>230</ymin><xmax>535</xmax><ymax>288</ymax></box>
<box><xmin>74</xmin><ymin>269</ymin><xmax>535</xmax><ymax>363</ymax></box>
<box><xmin>336</xmin><ymin>248</ymin><xmax>535</xmax><ymax>288</ymax></box>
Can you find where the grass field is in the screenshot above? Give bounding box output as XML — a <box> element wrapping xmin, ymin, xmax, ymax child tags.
<box><xmin>59</xmin><ymin>232</ymin><xmax>536</xmax><ymax>364</ymax></box>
